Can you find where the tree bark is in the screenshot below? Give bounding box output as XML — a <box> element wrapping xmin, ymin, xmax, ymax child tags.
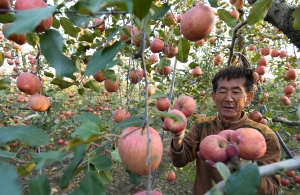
<box><xmin>248</xmin><ymin>0</ymin><xmax>300</xmax><ymax>48</ymax></box>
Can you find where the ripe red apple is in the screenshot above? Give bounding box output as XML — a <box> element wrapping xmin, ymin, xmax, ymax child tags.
<box><xmin>28</xmin><ymin>94</ymin><xmax>50</xmax><ymax>112</ymax></box>
<box><xmin>150</xmin><ymin>39</ymin><xmax>164</xmax><ymax>53</ymax></box>
<box><xmin>295</xmin><ymin>134</ymin><xmax>300</xmax><ymax>141</ymax></box>
<box><xmin>285</xmin><ymin>69</ymin><xmax>298</xmax><ymax>80</ymax></box>
<box><xmin>293</xmin><ymin>176</ymin><xmax>300</xmax><ymax>184</ymax></box>
<box><xmin>271</xmin><ymin>49</ymin><xmax>280</xmax><ymax>57</ymax></box>
<box><xmin>172</xmin><ymin>95</ymin><xmax>196</xmax><ymax>117</ymax></box>
<box><xmin>289</xmin><ymin>82</ymin><xmax>297</xmax><ymax>88</ymax></box>
<box><xmin>280</xmin><ymin>178</ymin><xmax>290</xmax><ymax>186</ymax></box>
<box><xmin>259</xmin><ymin>118</ymin><xmax>268</xmax><ymax>125</ymax></box>
<box><xmin>163</xmin><ymin>44</ymin><xmax>178</xmax><ymax>58</ymax></box>
<box><xmin>230</xmin><ymin>0</ymin><xmax>244</xmax><ymax>9</ymax></box>
<box><xmin>157</xmin><ymin>66</ymin><xmax>172</xmax><ymax>76</ymax></box>
<box><xmin>165</xmin><ymin>170</ymin><xmax>176</xmax><ymax>182</ymax></box>
<box><xmin>164</xmin><ymin>109</ymin><xmax>187</xmax><ymax>135</ymax></box>
<box><xmin>199</xmin><ymin>134</ymin><xmax>229</xmax><ymax>162</ymax></box>
<box><xmin>147</xmin><ymin>86</ymin><xmax>156</xmax><ymax>96</ymax></box>
<box><xmin>230</xmin><ymin>128</ymin><xmax>266</xmax><ymax>160</ymax></box>
<box><xmin>180</xmin><ymin>4</ymin><xmax>214</xmax><ymax>41</ymax></box>
<box><xmin>257</xmin><ymin>57</ymin><xmax>268</xmax><ymax>66</ymax></box>
<box><xmin>15</xmin><ymin>0</ymin><xmax>53</xmax><ymax>33</ymax></box>
<box><xmin>2</xmin><ymin>23</ymin><xmax>26</xmax><ymax>45</ymax></box>
<box><xmin>260</xmin><ymin>46</ymin><xmax>271</xmax><ymax>56</ymax></box>
<box><xmin>119</xmin><ymin>25</ymin><xmax>132</xmax><ymax>44</ymax></box>
<box><xmin>249</xmin><ymin>44</ymin><xmax>256</xmax><ymax>51</ymax></box>
<box><xmin>57</xmin><ymin>139</ymin><xmax>64</xmax><ymax>145</ymax></box>
<box><xmin>113</xmin><ymin>108</ymin><xmax>130</xmax><ymax>123</ymax></box>
<box><xmin>279</xmin><ymin>50</ymin><xmax>287</xmax><ymax>58</ymax></box>
<box><xmin>149</xmin><ymin>53</ymin><xmax>159</xmax><ymax>64</ymax></box>
<box><xmin>92</xmin><ymin>18</ymin><xmax>105</xmax><ymax>32</ymax></box>
<box><xmin>191</xmin><ymin>67</ymin><xmax>202</xmax><ymax>77</ymax></box>
<box><xmin>285</xmin><ymin>170</ymin><xmax>295</xmax><ymax>177</ymax></box>
<box><xmin>255</xmin><ymin>65</ymin><xmax>266</xmax><ymax>75</ymax></box>
<box><xmin>284</xmin><ymin>85</ymin><xmax>295</xmax><ymax>95</ymax></box>
<box><xmin>218</xmin><ymin>129</ymin><xmax>235</xmax><ymax>142</ymax></box>
<box><xmin>93</xmin><ymin>70</ymin><xmax>105</xmax><ymax>82</ymax></box>
<box><xmin>132</xmin><ymin>27</ymin><xmax>140</xmax><ymax>47</ymax></box>
<box><xmin>134</xmin><ymin>191</ymin><xmax>163</xmax><ymax>195</ymax></box>
<box><xmin>118</xmin><ymin>126</ymin><xmax>163</xmax><ymax>175</ymax></box>
<box><xmin>16</xmin><ymin>72</ymin><xmax>42</xmax><ymax>95</ymax></box>
<box><xmin>165</xmin><ymin>12</ymin><xmax>176</xmax><ymax>26</ymax></box>
<box><xmin>280</xmin><ymin>95</ymin><xmax>291</xmax><ymax>106</ymax></box>
<box><xmin>247</xmin><ymin>111</ymin><xmax>262</xmax><ymax>122</ymax></box>
<box><xmin>104</xmin><ymin>79</ymin><xmax>119</xmax><ymax>92</ymax></box>
<box><xmin>0</xmin><ymin>0</ymin><xmax>13</xmax><ymax>14</ymax></box>
<box><xmin>129</xmin><ymin>69</ymin><xmax>143</xmax><ymax>84</ymax></box>
<box><xmin>156</xmin><ymin>97</ymin><xmax>171</xmax><ymax>111</ymax></box>
<box><xmin>230</xmin><ymin>10</ymin><xmax>239</xmax><ymax>20</ymax></box>
<box><xmin>195</xmin><ymin>39</ymin><xmax>205</xmax><ymax>46</ymax></box>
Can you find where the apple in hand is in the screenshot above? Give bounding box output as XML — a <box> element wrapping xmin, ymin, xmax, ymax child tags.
<box><xmin>199</xmin><ymin>134</ymin><xmax>229</xmax><ymax>162</ymax></box>
<box><xmin>230</xmin><ymin>128</ymin><xmax>266</xmax><ymax>160</ymax></box>
<box><xmin>118</xmin><ymin>126</ymin><xmax>163</xmax><ymax>175</ymax></box>
<box><xmin>164</xmin><ymin>109</ymin><xmax>187</xmax><ymax>135</ymax></box>
<box><xmin>218</xmin><ymin>129</ymin><xmax>235</xmax><ymax>142</ymax></box>
<box><xmin>172</xmin><ymin>95</ymin><xmax>196</xmax><ymax>117</ymax></box>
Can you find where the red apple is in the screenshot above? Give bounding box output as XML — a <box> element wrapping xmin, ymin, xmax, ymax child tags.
<box><xmin>165</xmin><ymin>170</ymin><xmax>176</xmax><ymax>182</ymax></box>
<box><xmin>163</xmin><ymin>44</ymin><xmax>178</xmax><ymax>58</ymax></box>
<box><xmin>255</xmin><ymin>65</ymin><xmax>266</xmax><ymax>75</ymax></box>
<box><xmin>260</xmin><ymin>46</ymin><xmax>271</xmax><ymax>56</ymax></box>
<box><xmin>157</xmin><ymin>66</ymin><xmax>172</xmax><ymax>76</ymax></box>
<box><xmin>280</xmin><ymin>178</ymin><xmax>290</xmax><ymax>186</ymax></box>
<box><xmin>129</xmin><ymin>69</ymin><xmax>143</xmax><ymax>84</ymax></box>
<box><xmin>285</xmin><ymin>69</ymin><xmax>298</xmax><ymax>80</ymax></box>
<box><xmin>2</xmin><ymin>23</ymin><xmax>26</xmax><ymax>45</ymax></box>
<box><xmin>172</xmin><ymin>95</ymin><xmax>196</xmax><ymax>117</ymax></box>
<box><xmin>93</xmin><ymin>70</ymin><xmax>105</xmax><ymax>82</ymax></box>
<box><xmin>280</xmin><ymin>95</ymin><xmax>291</xmax><ymax>106</ymax></box>
<box><xmin>92</xmin><ymin>18</ymin><xmax>105</xmax><ymax>32</ymax></box>
<box><xmin>147</xmin><ymin>86</ymin><xmax>156</xmax><ymax>96</ymax></box>
<box><xmin>293</xmin><ymin>176</ymin><xmax>300</xmax><ymax>184</ymax></box>
<box><xmin>191</xmin><ymin>67</ymin><xmax>202</xmax><ymax>77</ymax></box>
<box><xmin>249</xmin><ymin>44</ymin><xmax>256</xmax><ymax>51</ymax></box>
<box><xmin>180</xmin><ymin>4</ymin><xmax>214</xmax><ymax>41</ymax></box>
<box><xmin>295</xmin><ymin>134</ymin><xmax>300</xmax><ymax>141</ymax></box>
<box><xmin>229</xmin><ymin>0</ymin><xmax>244</xmax><ymax>9</ymax></box>
<box><xmin>164</xmin><ymin>109</ymin><xmax>187</xmax><ymax>135</ymax></box>
<box><xmin>247</xmin><ymin>111</ymin><xmax>262</xmax><ymax>122</ymax></box>
<box><xmin>149</xmin><ymin>53</ymin><xmax>159</xmax><ymax>64</ymax></box>
<box><xmin>57</xmin><ymin>139</ymin><xmax>64</xmax><ymax>145</ymax></box>
<box><xmin>156</xmin><ymin>97</ymin><xmax>171</xmax><ymax>111</ymax></box>
<box><xmin>271</xmin><ymin>49</ymin><xmax>280</xmax><ymax>57</ymax></box>
<box><xmin>218</xmin><ymin>129</ymin><xmax>235</xmax><ymax>142</ymax></box>
<box><xmin>230</xmin><ymin>10</ymin><xmax>239</xmax><ymax>20</ymax></box>
<box><xmin>16</xmin><ymin>72</ymin><xmax>42</xmax><ymax>95</ymax></box>
<box><xmin>199</xmin><ymin>134</ymin><xmax>229</xmax><ymax>162</ymax></box>
<box><xmin>257</xmin><ymin>57</ymin><xmax>268</xmax><ymax>66</ymax></box>
<box><xmin>230</xmin><ymin>128</ymin><xmax>266</xmax><ymax>160</ymax></box>
<box><xmin>113</xmin><ymin>108</ymin><xmax>130</xmax><ymax>123</ymax></box>
<box><xmin>118</xmin><ymin>126</ymin><xmax>163</xmax><ymax>175</ymax></box>
<box><xmin>104</xmin><ymin>79</ymin><xmax>119</xmax><ymax>92</ymax></box>
<box><xmin>279</xmin><ymin>50</ymin><xmax>287</xmax><ymax>58</ymax></box>
<box><xmin>0</xmin><ymin>0</ymin><xmax>13</xmax><ymax>14</ymax></box>
<box><xmin>195</xmin><ymin>39</ymin><xmax>205</xmax><ymax>46</ymax></box>
<box><xmin>28</xmin><ymin>94</ymin><xmax>50</xmax><ymax>112</ymax></box>
<box><xmin>285</xmin><ymin>170</ymin><xmax>295</xmax><ymax>177</ymax></box>
<box><xmin>120</xmin><ymin>25</ymin><xmax>132</xmax><ymax>44</ymax></box>
<box><xmin>150</xmin><ymin>38</ymin><xmax>164</xmax><ymax>53</ymax></box>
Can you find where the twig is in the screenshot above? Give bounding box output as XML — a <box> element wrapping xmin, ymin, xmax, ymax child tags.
<box><xmin>272</xmin><ymin>117</ymin><xmax>300</xmax><ymax>126</ymax></box>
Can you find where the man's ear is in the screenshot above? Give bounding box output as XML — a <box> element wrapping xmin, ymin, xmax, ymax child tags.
<box><xmin>245</xmin><ymin>91</ymin><xmax>254</xmax><ymax>105</ymax></box>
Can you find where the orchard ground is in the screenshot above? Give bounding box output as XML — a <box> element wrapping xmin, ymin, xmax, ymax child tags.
<box><xmin>15</xmin><ymin>131</ymin><xmax>300</xmax><ymax>195</ymax></box>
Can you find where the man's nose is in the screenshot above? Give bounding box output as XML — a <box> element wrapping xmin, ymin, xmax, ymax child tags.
<box><xmin>224</xmin><ymin>92</ymin><xmax>233</xmax><ymax>101</ymax></box>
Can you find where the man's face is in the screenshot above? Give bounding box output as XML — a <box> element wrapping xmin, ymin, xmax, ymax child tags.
<box><xmin>212</xmin><ymin>78</ymin><xmax>254</xmax><ymax>122</ymax></box>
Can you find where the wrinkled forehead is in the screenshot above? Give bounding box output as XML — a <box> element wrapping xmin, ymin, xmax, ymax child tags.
<box><xmin>216</xmin><ymin>78</ymin><xmax>246</xmax><ymax>90</ymax></box>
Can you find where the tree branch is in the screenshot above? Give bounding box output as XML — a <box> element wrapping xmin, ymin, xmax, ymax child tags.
<box><xmin>272</xmin><ymin>116</ymin><xmax>300</xmax><ymax>126</ymax></box>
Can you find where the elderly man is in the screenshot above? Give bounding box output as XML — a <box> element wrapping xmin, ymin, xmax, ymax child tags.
<box><xmin>170</xmin><ymin>66</ymin><xmax>281</xmax><ymax>195</ymax></box>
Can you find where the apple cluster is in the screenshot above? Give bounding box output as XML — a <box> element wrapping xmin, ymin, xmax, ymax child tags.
<box><xmin>199</xmin><ymin>128</ymin><xmax>267</xmax><ymax>163</ymax></box>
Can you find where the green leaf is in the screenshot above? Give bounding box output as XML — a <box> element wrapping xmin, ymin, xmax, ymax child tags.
<box><xmin>99</xmin><ymin>169</ymin><xmax>113</xmax><ymax>184</ymax></box>
<box><xmin>208</xmin><ymin>0</ymin><xmax>218</xmax><ymax>7</ymax></box>
<box><xmin>17</xmin><ymin>162</ymin><xmax>35</xmax><ymax>177</ymax></box>
<box><xmin>0</xmin><ymin>52</ymin><xmax>4</xmax><ymax>67</ymax></box>
<box><xmin>215</xmin><ymin>162</ymin><xmax>231</xmax><ymax>181</ymax></box>
<box><xmin>84</xmin><ymin>41</ymin><xmax>123</xmax><ymax>76</ymax></box>
<box><xmin>59</xmin><ymin>145</ymin><xmax>86</xmax><ymax>189</ymax></box>
<box><xmin>188</xmin><ymin>62</ymin><xmax>198</xmax><ymax>69</ymax></box>
<box><xmin>263</xmin><ymin>111</ymin><xmax>272</xmax><ymax>120</ymax></box>
<box><xmin>156</xmin><ymin>112</ymin><xmax>184</xmax><ymax>123</ymax></box>
<box><xmin>83</xmin><ymin>80</ymin><xmax>100</xmax><ymax>92</ymax></box>
<box><xmin>111</xmin><ymin>148</ymin><xmax>122</xmax><ymax>163</ymax></box>
<box><xmin>225</xmin><ymin>163</ymin><xmax>260</xmax><ymax>195</ymax></box>
<box><xmin>77</xmin><ymin>171</ymin><xmax>105</xmax><ymax>195</ymax></box>
<box><xmin>26</xmin><ymin>32</ymin><xmax>40</xmax><ymax>46</ymax></box>
<box><xmin>40</xmin><ymin>29</ymin><xmax>76</xmax><ymax>77</ymax></box>
<box><xmin>90</xmin><ymin>155</ymin><xmax>113</xmax><ymax>171</ymax></box>
<box><xmin>247</xmin><ymin>0</ymin><xmax>272</xmax><ymax>25</ymax></box>
<box><xmin>175</xmin><ymin>38</ymin><xmax>190</xmax><ymax>63</ymax></box>
<box><xmin>105</xmin><ymin>59</ymin><xmax>121</xmax><ymax>69</ymax></box>
<box><xmin>208</xmin><ymin>184</ymin><xmax>223</xmax><ymax>195</ymax></box>
<box><xmin>71</xmin><ymin>121</ymin><xmax>100</xmax><ymax>140</ymax></box>
<box><xmin>28</xmin><ymin>175</ymin><xmax>51</xmax><ymax>195</ymax></box>
<box><xmin>0</xmin><ymin>13</ymin><xmax>14</xmax><ymax>23</ymax></box>
<box><xmin>149</xmin><ymin>92</ymin><xmax>167</xmax><ymax>99</ymax></box>
<box><xmin>0</xmin><ymin>126</ymin><xmax>50</xmax><ymax>146</ymax></box>
<box><xmin>66</xmin><ymin>6</ymin><xmax>92</xmax><ymax>28</ymax></box>
<box><xmin>0</xmin><ymin>150</ymin><xmax>15</xmax><ymax>159</ymax></box>
<box><xmin>115</xmin><ymin>115</ymin><xmax>145</xmax><ymax>128</ymax></box>
<box><xmin>126</xmin><ymin>169</ymin><xmax>142</xmax><ymax>185</ymax></box>
<box><xmin>133</xmin><ymin>0</ymin><xmax>152</xmax><ymax>20</ymax></box>
<box><xmin>0</xmin><ymin>80</ymin><xmax>9</xmax><ymax>90</ymax></box>
<box><xmin>151</xmin><ymin>3</ymin><xmax>170</xmax><ymax>20</ymax></box>
<box><xmin>75</xmin><ymin>112</ymin><xmax>101</xmax><ymax>124</ymax></box>
<box><xmin>50</xmin><ymin>77</ymin><xmax>75</xmax><ymax>89</ymax></box>
<box><xmin>4</xmin><ymin>6</ymin><xmax>57</xmax><ymax>37</ymax></box>
<box><xmin>100</xmin><ymin>0</ymin><xmax>133</xmax><ymax>13</ymax></box>
<box><xmin>0</xmin><ymin>161</ymin><xmax>22</xmax><ymax>195</ymax></box>
<box><xmin>60</xmin><ymin>17</ymin><xmax>80</xmax><ymax>38</ymax></box>
<box><xmin>217</xmin><ymin>9</ymin><xmax>236</xmax><ymax>28</ymax></box>
<box><xmin>293</xmin><ymin>7</ymin><xmax>300</xmax><ymax>30</ymax></box>
<box><xmin>29</xmin><ymin>151</ymin><xmax>65</xmax><ymax>170</ymax></box>
<box><xmin>44</xmin><ymin>71</ymin><xmax>54</xmax><ymax>78</ymax></box>
<box><xmin>157</xmin><ymin>57</ymin><xmax>166</xmax><ymax>69</ymax></box>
